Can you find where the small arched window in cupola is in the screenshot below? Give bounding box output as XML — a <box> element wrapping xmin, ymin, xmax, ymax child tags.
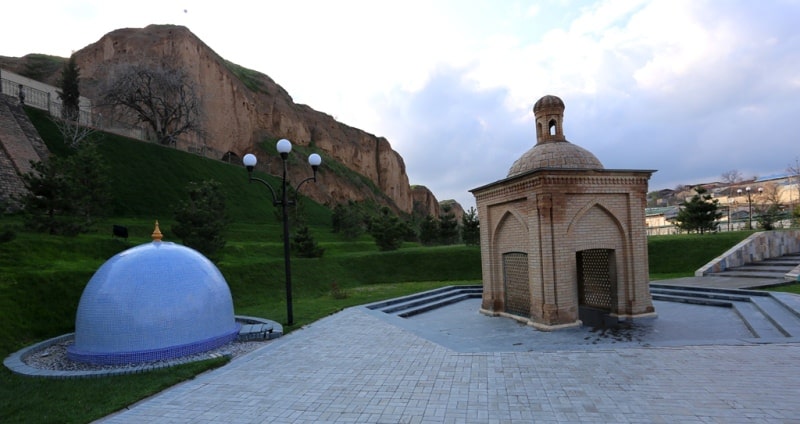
<box><xmin>549</xmin><ymin>119</ymin><xmax>558</xmax><ymax>136</ymax></box>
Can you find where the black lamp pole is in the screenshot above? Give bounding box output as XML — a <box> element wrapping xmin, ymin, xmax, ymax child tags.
<box><xmin>243</xmin><ymin>139</ymin><xmax>321</xmax><ymax>326</ymax></box>
<box><xmin>279</xmin><ymin>148</ymin><xmax>293</xmax><ymax>326</ymax></box>
<box><xmin>727</xmin><ymin>200</ymin><xmax>733</xmax><ymax>232</ymax></box>
<box><xmin>737</xmin><ymin>186</ymin><xmax>762</xmax><ymax>230</ymax></box>
<box><xmin>747</xmin><ymin>188</ymin><xmax>753</xmax><ymax>230</ymax></box>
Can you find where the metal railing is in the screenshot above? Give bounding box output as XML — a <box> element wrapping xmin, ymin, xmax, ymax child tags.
<box><xmin>1</xmin><ymin>71</ymin><xmax>224</xmax><ymax>161</ymax></box>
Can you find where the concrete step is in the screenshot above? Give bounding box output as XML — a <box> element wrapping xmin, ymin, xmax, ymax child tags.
<box><xmin>771</xmin><ymin>292</ymin><xmax>800</xmax><ymax>316</ymax></box>
<box><xmin>732</xmin><ymin>301</ymin><xmax>788</xmax><ymax>339</ymax></box>
<box><xmin>710</xmin><ymin>253</ymin><xmax>800</xmax><ymax>280</ymax></box>
<box><xmin>751</xmin><ymin>259</ymin><xmax>800</xmax><ymax>266</ymax></box>
<box><xmin>379</xmin><ymin>288</ymin><xmax>480</xmax><ymax>314</ymax></box>
<box><xmin>649</xmin><ymin>284</ymin><xmax>766</xmax><ymax>297</ymax></box>
<box><xmin>650</xmin><ymin>287</ymin><xmax>752</xmax><ymax>303</ymax></box>
<box><xmin>651</xmin><ymin>293</ymin><xmax>732</xmax><ymax>307</ymax></box>
<box><xmin>749</xmin><ymin>296</ymin><xmax>800</xmax><ymax>337</ymax></box>
<box><xmin>650</xmin><ymin>284</ymin><xmax>800</xmax><ymax>340</ymax></box>
<box><xmin>366</xmin><ymin>285</ymin><xmax>482</xmax><ymax>317</ymax></box>
<box><xmin>366</xmin><ymin>286</ymin><xmax>474</xmax><ymax>311</ymax></box>
<box><xmin>735</xmin><ymin>265</ymin><xmax>795</xmax><ymax>272</ymax></box>
<box><xmin>712</xmin><ymin>270</ymin><xmax>789</xmax><ymax>279</ymax></box>
<box><xmin>398</xmin><ymin>293</ymin><xmax>481</xmax><ymax>318</ymax></box>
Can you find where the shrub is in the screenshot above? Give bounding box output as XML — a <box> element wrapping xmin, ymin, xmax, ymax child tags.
<box><xmin>292</xmin><ymin>225</ymin><xmax>324</xmax><ymax>258</ymax></box>
<box><xmin>172</xmin><ymin>180</ymin><xmax>227</xmax><ymax>260</ymax></box>
<box><xmin>368</xmin><ymin>207</ymin><xmax>407</xmax><ymax>251</ymax></box>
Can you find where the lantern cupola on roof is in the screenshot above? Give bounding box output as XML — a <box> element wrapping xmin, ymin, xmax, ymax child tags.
<box><xmin>507</xmin><ymin>94</ymin><xmax>603</xmax><ymax>177</ymax></box>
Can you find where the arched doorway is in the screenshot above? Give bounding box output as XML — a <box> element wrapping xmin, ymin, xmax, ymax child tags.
<box><xmin>576</xmin><ymin>248</ymin><xmax>617</xmax><ymax>326</ymax></box>
<box><xmin>502</xmin><ymin>252</ymin><xmax>529</xmax><ymax>318</ymax></box>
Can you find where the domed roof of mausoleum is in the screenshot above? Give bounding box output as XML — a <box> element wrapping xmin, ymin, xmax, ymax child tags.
<box><xmin>67</xmin><ymin>222</ymin><xmax>239</xmax><ymax>365</ymax></box>
<box><xmin>507</xmin><ymin>142</ymin><xmax>604</xmax><ymax>177</ymax></box>
<box><xmin>507</xmin><ymin>95</ymin><xmax>603</xmax><ymax>178</ymax></box>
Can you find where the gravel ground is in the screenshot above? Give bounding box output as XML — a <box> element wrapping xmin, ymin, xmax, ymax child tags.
<box><xmin>23</xmin><ymin>336</ymin><xmax>272</xmax><ymax>372</ymax></box>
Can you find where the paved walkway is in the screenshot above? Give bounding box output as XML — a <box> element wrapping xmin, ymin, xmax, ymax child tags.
<box><xmin>98</xmin><ymin>282</ymin><xmax>800</xmax><ymax>423</ymax></box>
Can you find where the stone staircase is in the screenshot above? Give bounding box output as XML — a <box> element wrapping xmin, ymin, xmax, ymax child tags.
<box><xmin>366</xmin><ymin>285</ymin><xmax>482</xmax><ymax>318</ymax></box>
<box><xmin>0</xmin><ymin>95</ymin><xmax>50</xmax><ymax>207</ymax></box>
<box><xmin>709</xmin><ymin>253</ymin><xmax>800</xmax><ymax>281</ymax></box>
<box><xmin>650</xmin><ymin>284</ymin><xmax>800</xmax><ymax>340</ymax></box>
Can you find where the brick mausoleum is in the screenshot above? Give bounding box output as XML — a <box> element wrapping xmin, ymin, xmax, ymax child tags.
<box><xmin>471</xmin><ymin>95</ymin><xmax>656</xmax><ymax>330</ymax></box>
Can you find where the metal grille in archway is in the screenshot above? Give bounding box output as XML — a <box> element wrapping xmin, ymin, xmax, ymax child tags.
<box><xmin>503</xmin><ymin>252</ymin><xmax>530</xmax><ymax>317</ymax></box>
<box><xmin>576</xmin><ymin>249</ymin><xmax>615</xmax><ymax>310</ymax></box>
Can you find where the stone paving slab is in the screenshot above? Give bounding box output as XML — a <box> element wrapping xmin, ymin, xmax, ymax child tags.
<box><xmin>98</xmin><ymin>304</ymin><xmax>800</xmax><ymax>423</ymax></box>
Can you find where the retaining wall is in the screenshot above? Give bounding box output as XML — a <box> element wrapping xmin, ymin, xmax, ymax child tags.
<box><xmin>695</xmin><ymin>230</ymin><xmax>800</xmax><ymax>277</ymax></box>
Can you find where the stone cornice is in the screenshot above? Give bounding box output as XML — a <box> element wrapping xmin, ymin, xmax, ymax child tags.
<box><xmin>472</xmin><ymin>168</ymin><xmax>655</xmax><ymax>201</ymax></box>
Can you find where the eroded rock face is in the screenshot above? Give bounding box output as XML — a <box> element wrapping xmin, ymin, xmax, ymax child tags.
<box><xmin>440</xmin><ymin>199</ymin><xmax>465</xmax><ymax>224</ymax></box>
<box><xmin>70</xmin><ymin>25</ymin><xmax>414</xmax><ymax>212</ymax></box>
<box><xmin>411</xmin><ymin>185</ymin><xmax>440</xmax><ymax>218</ymax></box>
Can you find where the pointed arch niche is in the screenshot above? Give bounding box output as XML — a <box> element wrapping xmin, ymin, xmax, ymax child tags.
<box><xmin>493</xmin><ymin>210</ymin><xmax>530</xmax><ymax>318</ymax></box>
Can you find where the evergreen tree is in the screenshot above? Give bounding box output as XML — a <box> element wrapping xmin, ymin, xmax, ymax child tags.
<box><xmin>675</xmin><ymin>187</ymin><xmax>722</xmax><ymax>234</ymax></box>
<box><xmin>461</xmin><ymin>206</ymin><xmax>480</xmax><ymax>246</ymax></box>
<box><xmin>17</xmin><ymin>143</ymin><xmax>111</xmax><ymax>236</ymax></box>
<box><xmin>438</xmin><ymin>204</ymin><xmax>459</xmax><ymax>245</ymax></box>
<box><xmin>54</xmin><ymin>54</ymin><xmax>96</xmax><ymax>147</ymax></box>
<box><xmin>419</xmin><ymin>215</ymin><xmax>439</xmax><ymax>246</ymax></box>
<box><xmin>791</xmin><ymin>204</ymin><xmax>800</xmax><ymax>228</ymax></box>
<box><xmin>172</xmin><ymin>180</ymin><xmax>227</xmax><ymax>260</ymax></box>
<box><xmin>331</xmin><ymin>200</ymin><xmax>365</xmax><ymax>240</ymax></box>
<box><xmin>292</xmin><ymin>225</ymin><xmax>324</xmax><ymax>258</ymax></box>
<box><xmin>368</xmin><ymin>207</ymin><xmax>407</xmax><ymax>251</ymax></box>
<box><xmin>757</xmin><ymin>204</ymin><xmax>782</xmax><ymax>230</ymax></box>
<box><xmin>64</xmin><ymin>143</ymin><xmax>111</xmax><ymax>227</ymax></box>
<box><xmin>18</xmin><ymin>157</ymin><xmax>77</xmax><ymax>235</ymax></box>
<box><xmin>58</xmin><ymin>54</ymin><xmax>81</xmax><ymax>122</ymax></box>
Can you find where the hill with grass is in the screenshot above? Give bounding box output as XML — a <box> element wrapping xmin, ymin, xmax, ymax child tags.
<box><xmin>1</xmin><ymin>24</ymin><xmax>453</xmax><ymax>216</ymax></box>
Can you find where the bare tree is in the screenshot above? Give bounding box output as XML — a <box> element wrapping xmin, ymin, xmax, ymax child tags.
<box><xmin>101</xmin><ymin>62</ymin><xmax>203</xmax><ymax>145</ymax></box>
<box><xmin>758</xmin><ymin>182</ymin><xmax>781</xmax><ymax>206</ymax></box>
<box><xmin>720</xmin><ymin>169</ymin><xmax>743</xmax><ymax>184</ymax></box>
<box><xmin>52</xmin><ymin>117</ymin><xmax>96</xmax><ymax>148</ymax></box>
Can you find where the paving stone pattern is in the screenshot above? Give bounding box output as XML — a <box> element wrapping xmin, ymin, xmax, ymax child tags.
<box><xmin>99</xmin><ymin>307</ymin><xmax>800</xmax><ymax>423</ymax></box>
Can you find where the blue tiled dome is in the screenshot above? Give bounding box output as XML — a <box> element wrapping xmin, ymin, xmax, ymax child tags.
<box><xmin>67</xmin><ymin>240</ymin><xmax>239</xmax><ymax>365</ymax></box>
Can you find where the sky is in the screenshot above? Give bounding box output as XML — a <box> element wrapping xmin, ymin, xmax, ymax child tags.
<box><xmin>3</xmin><ymin>0</ymin><xmax>799</xmax><ymax>210</ymax></box>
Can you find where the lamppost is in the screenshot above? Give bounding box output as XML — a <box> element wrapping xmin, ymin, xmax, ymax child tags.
<box><xmin>727</xmin><ymin>198</ymin><xmax>735</xmax><ymax>232</ymax></box>
<box><xmin>243</xmin><ymin>139</ymin><xmax>322</xmax><ymax>326</ymax></box>
<box><xmin>737</xmin><ymin>186</ymin><xmax>762</xmax><ymax>230</ymax></box>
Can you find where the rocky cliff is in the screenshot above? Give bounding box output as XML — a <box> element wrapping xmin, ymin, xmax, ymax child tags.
<box><xmin>411</xmin><ymin>185</ymin><xmax>440</xmax><ymax>218</ymax></box>
<box><xmin>69</xmin><ymin>25</ymin><xmax>416</xmax><ymax>212</ymax></box>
